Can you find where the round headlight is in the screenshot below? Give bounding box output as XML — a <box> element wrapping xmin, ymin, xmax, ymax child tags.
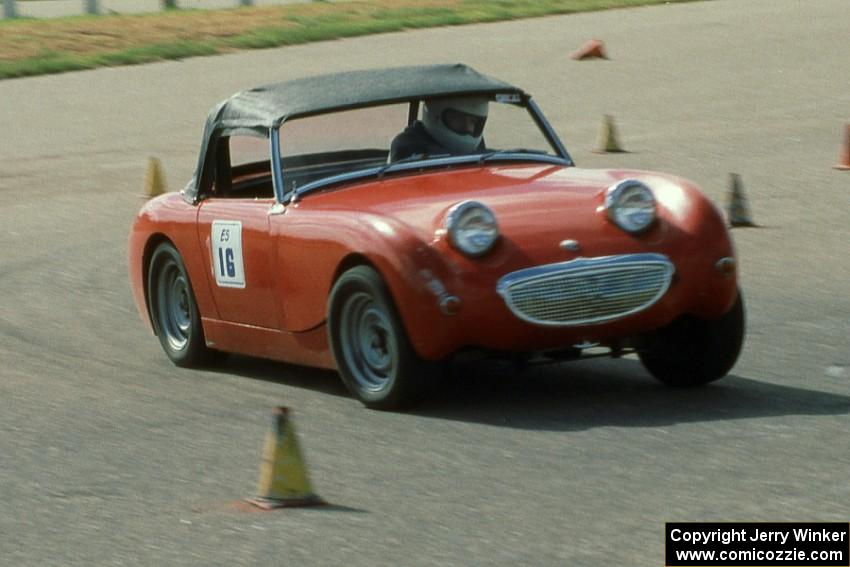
<box><xmin>446</xmin><ymin>201</ymin><xmax>499</xmax><ymax>257</ymax></box>
<box><xmin>605</xmin><ymin>180</ymin><xmax>657</xmax><ymax>234</ymax></box>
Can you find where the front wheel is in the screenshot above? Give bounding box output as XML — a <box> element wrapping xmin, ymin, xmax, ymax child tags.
<box><xmin>328</xmin><ymin>266</ymin><xmax>432</xmax><ymax>410</ymax></box>
<box><xmin>147</xmin><ymin>241</ymin><xmax>221</xmax><ymax>367</ymax></box>
<box><xmin>638</xmin><ymin>290</ymin><xmax>745</xmax><ymax>386</ymax></box>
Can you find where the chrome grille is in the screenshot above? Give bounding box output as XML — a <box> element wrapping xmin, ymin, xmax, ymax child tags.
<box><xmin>497</xmin><ymin>254</ymin><xmax>674</xmax><ymax>326</ymax></box>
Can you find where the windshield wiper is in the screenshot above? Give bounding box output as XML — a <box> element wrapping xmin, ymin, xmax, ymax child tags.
<box><xmin>478</xmin><ymin>148</ymin><xmax>548</xmax><ymax>164</ymax></box>
<box><xmin>377</xmin><ymin>153</ymin><xmax>450</xmax><ymax>177</ymax></box>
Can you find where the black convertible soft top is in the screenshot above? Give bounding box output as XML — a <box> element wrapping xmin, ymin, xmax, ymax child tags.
<box><xmin>185</xmin><ymin>64</ymin><xmax>524</xmax><ymax>201</ymax></box>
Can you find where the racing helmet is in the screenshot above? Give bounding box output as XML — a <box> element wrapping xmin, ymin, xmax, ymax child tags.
<box><xmin>422</xmin><ymin>97</ymin><xmax>489</xmax><ymax>154</ymax></box>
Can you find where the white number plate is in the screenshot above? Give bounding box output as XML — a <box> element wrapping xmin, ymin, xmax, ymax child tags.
<box><xmin>211</xmin><ymin>220</ymin><xmax>245</xmax><ymax>288</ymax></box>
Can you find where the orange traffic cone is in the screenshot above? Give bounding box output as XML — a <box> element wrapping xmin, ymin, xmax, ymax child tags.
<box><xmin>572</xmin><ymin>39</ymin><xmax>608</xmax><ymax>60</ymax></box>
<box><xmin>726</xmin><ymin>173</ymin><xmax>756</xmax><ymax>228</ymax></box>
<box><xmin>144</xmin><ymin>157</ymin><xmax>166</xmax><ymax>199</ymax></box>
<box><xmin>247</xmin><ymin>407</ymin><xmax>324</xmax><ymax>510</ymax></box>
<box><xmin>834</xmin><ymin>124</ymin><xmax>850</xmax><ymax>170</ymax></box>
<box><xmin>593</xmin><ymin>115</ymin><xmax>626</xmax><ymax>153</ymax></box>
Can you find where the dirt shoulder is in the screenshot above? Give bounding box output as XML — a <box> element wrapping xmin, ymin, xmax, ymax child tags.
<box><xmin>0</xmin><ymin>0</ymin><xmax>701</xmax><ymax>79</ymax></box>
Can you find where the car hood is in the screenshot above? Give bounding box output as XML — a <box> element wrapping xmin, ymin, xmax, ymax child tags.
<box><xmin>303</xmin><ymin>163</ymin><xmax>704</xmax><ymax>265</ymax></box>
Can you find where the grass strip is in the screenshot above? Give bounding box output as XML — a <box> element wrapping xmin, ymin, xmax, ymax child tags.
<box><xmin>0</xmin><ymin>0</ymin><xmax>702</xmax><ymax>80</ymax></box>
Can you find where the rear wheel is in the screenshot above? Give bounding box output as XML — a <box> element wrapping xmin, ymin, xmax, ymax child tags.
<box><xmin>147</xmin><ymin>241</ymin><xmax>221</xmax><ymax>367</ymax></box>
<box><xmin>638</xmin><ymin>290</ymin><xmax>745</xmax><ymax>386</ymax></box>
<box><xmin>328</xmin><ymin>266</ymin><xmax>432</xmax><ymax>410</ymax></box>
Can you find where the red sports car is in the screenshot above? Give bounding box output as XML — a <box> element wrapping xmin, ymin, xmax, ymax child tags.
<box><xmin>128</xmin><ymin>64</ymin><xmax>744</xmax><ymax>409</ymax></box>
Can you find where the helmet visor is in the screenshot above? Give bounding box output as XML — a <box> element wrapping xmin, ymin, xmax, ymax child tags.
<box><xmin>441</xmin><ymin>108</ymin><xmax>487</xmax><ymax>138</ymax></box>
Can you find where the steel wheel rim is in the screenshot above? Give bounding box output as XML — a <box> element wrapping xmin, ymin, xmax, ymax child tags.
<box><xmin>156</xmin><ymin>260</ymin><xmax>192</xmax><ymax>352</ymax></box>
<box><xmin>340</xmin><ymin>292</ymin><xmax>398</xmax><ymax>392</ymax></box>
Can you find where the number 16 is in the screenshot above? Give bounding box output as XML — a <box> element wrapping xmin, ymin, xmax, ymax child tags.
<box><xmin>218</xmin><ymin>247</ymin><xmax>235</xmax><ymax>277</ymax></box>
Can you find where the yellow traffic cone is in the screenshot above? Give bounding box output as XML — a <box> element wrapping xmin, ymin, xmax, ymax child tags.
<box><xmin>726</xmin><ymin>173</ymin><xmax>756</xmax><ymax>227</ymax></box>
<box><xmin>144</xmin><ymin>157</ymin><xmax>166</xmax><ymax>199</ymax></box>
<box><xmin>593</xmin><ymin>115</ymin><xmax>626</xmax><ymax>153</ymax></box>
<box><xmin>247</xmin><ymin>407</ymin><xmax>324</xmax><ymax>510</ymax></box>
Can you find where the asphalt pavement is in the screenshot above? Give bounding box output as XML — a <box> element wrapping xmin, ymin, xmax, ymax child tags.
<box><xmin>1</xmin><ymin>0</ymin><xmax>849</xmax><ymax>565</ymax></box>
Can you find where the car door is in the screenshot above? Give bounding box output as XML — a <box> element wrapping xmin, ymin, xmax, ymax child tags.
<box><xmin>197</xmin><ymin>198</ymin><xmax>281</xmax><ymax>330</ymax></box>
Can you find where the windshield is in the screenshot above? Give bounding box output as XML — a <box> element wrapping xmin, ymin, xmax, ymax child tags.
<box><xmin>274</xmin><ymin>96</ymin><xmax>568</xmax><ymax>197</ymax></box>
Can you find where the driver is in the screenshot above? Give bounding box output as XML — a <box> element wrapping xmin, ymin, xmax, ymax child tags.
<box><xmin>390</xmin><ymin>97</ymin><xmax>489</xmax><ymax>161</ymax></box>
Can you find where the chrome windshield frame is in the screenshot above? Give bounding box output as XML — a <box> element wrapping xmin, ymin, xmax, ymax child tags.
<box><xmin>269</xmin><ymin>127</ymin><xmax>287</xmax><ymax>204</ymax></box>
<box><xmin>272</xmin><ymin>95</ymin><xmax>575</xmax><ymax>204</ymax></box>
<box><xmin>526</xmin><ymin>98</ymin><xmax>573</xmax><ymax>165</ymax></box>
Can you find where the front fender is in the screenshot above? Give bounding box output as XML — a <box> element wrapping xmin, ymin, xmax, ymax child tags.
<box><xmin>652</xmin><ymin>176</ymin><xmax>738</xmax><ymax>319</ymax></box>
<box><xmin>273</xmin><ymin>210</ymin><xmax>453</xmax><ymax>343</ymax></box>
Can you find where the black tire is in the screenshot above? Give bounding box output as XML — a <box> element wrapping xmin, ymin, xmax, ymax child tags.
<box><xmin>638</xmin><ymin>289</ymin><xmax>745</xmax><ymax>386</ymax></box>
<box><xmin>147</xmin><ymin>241</ymin><xmax>222</xmax><ymax>367</ymax></box>
<box><xmin>328</xmin><ymin>266</ymin><xmax>433</xmax><ymax>410</ymax></box>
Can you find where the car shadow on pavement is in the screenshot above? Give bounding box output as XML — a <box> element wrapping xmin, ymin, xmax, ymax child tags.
<box><xmin>211</xmin><ymin>355</ymin><xmax>350</xmax><ymax>398</ymax></box>
<box><xmin>211</xmin><ymin>355</ymin><xmax>850</xmax><ymax>432</ymax></box>
<box><xmin>411</xmin><ymin>357</ymin><xmax>850</xmax><ymax>432</ymax></box>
